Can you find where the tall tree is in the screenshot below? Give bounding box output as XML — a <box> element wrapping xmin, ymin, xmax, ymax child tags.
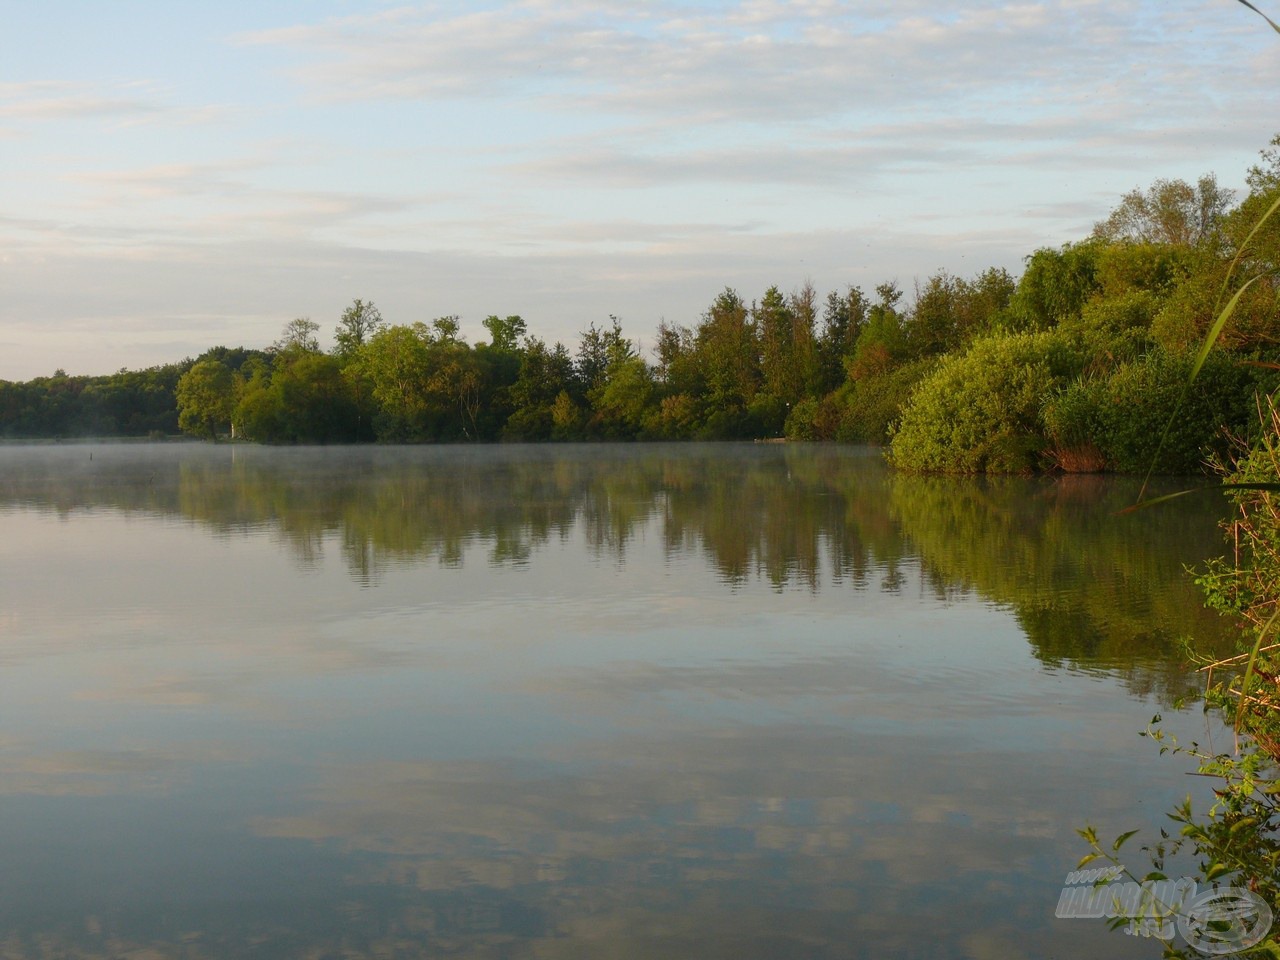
<box><xmin>274</xmin><ymin>317</ymin><xmax>321</xmax><ymax>355</ymax></box>
<box><xmin>483</xmin><ymin>314</ymin><xmax>526</xmax><ymax>353</ymax></box>
<box><xmin>334</xmin><ymin>299</ymin><xmax>385</xmax><ymax>360</ymax></box>
<box><xmin>755</xmin><ymin>285</ymin><xmax>796</xmax><ymax>404</ymax></box>
<box><xmin>1092</xmin><ymin>175</ymin><xmax>1234</xmax><ymax>247</ymax></box>
<box><xmin>818</xmin><ymin>286</ymin><xmax>869</xmax><ymax>392</ymax></box>
<box><xmin>695</xmin><ymin>288</ymin><xmax>759</xmax><ymax>418</ymax></box>
<box><xmin>175</xmin><ymin>359</ymin><xmax>236</xmax><ymax>440</ymax></box>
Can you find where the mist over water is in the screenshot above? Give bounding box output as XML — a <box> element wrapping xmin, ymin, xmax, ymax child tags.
<box><xmin>0</xmin><ymin>442</ymin><xmax>1238</xmax><ymax>958</ymax></box>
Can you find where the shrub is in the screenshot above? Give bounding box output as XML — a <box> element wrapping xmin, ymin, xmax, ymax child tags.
<box><xmin>1042</xmin><ymin>377</ymin><xmax>1110</xmax><ymax>472</ymax></box>
<box><xmin>837</xmin><ymin>357</ymin><xmax>938</xmax><ymax>443</ymax></box>
<box><xmin>887</xmin><ymin>330</ymin><xmax>1084</xmax><ymax>473</ymax></box>
<box><xmin>1093</xmin><ymin>348</ymin><xmax>1257</xmax><ymax>474</ymax></box>
<box><xmin>1042</xmin><ymin>349</ymin><xmax>1265</xmax><ymax>474</ymax></box>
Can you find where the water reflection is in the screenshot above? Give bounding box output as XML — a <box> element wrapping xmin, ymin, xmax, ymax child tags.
<box><xmin>0</xmin><ymin>442</ymin><xmax>1233</xmax><ymax>679</ymax></box>
<box><xmin>0</xmin><ymin>442</ymin><xmax>1238</xmax><ymax>958</ymax></box>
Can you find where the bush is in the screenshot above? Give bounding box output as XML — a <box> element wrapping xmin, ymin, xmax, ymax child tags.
<box><xmin>1043</xmin><ymin>348</ymin><xmax>1268</xmax><ymax>474</ymax></box>
<box><xmin>887</xmin><ymin>330</ymin><xmax>1084</xmax><ymax>473</ymax></box>
<box><xmin>1094</xmin><ymin>349</ymin><xmax>1257</xmax><ymax>474</ymax></box>
<box><xmin>1042</xmin><ymin>377</ymin><xmax>1109</xmax><ymax>472</ymax></box>
<box><xmin>837</xmin><ymin>358</ymin><xmax>938</xmax><ymax>443</ymax></box>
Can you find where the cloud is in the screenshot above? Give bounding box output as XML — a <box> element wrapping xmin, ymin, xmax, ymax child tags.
<box><xmin>234</xmin><ymin>1</ymin><xmax>1257</xmax><ymax>127</ymax></box>
<box><xmin>0</xmin><ymin>80</ymin><xmax>227</xmax><ymax>127</ymax></box>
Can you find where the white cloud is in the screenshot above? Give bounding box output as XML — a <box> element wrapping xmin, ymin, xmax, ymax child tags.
<box><xmin>0</xmin><ymin>80</ymin><xmax>228</xmax><ymax>127</ymax></box>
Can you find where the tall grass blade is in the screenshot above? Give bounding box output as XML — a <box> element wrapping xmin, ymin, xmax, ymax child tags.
<box><xmin>1236</xmin><ymin>607</ymin><xmax>1280</xmax><ymax>731</ymax></box>
<box><xmin>1192</xmin><ymin>272</ymin><xmax>1271</xmax><ymax>381</ymax></box>
<box><xmin>1235</xmin><ymin>0</ymin><xmax>1280</xmax><ymax>34</ymax></box>
<box><xmin>1191</xmin><ymin>188</ymin><xmax>1280</xmax><ymax>380</ymax></box>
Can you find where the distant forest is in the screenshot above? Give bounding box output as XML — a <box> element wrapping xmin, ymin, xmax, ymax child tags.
<box><xmin>5</xmin><ymin>136</ymin><xmax>1280</xmax><ymax>473</ymax></box>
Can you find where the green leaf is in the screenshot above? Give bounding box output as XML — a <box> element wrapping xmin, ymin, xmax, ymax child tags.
<box><xmin>1077</xmin><ymin>852</ymin><xmax>1101</xmax><ymax>870</ymax></box>
<box><xmin>1113</xmin><ymin>830</ymin><xmax>1140</xmax><ymax>852</ymax></box>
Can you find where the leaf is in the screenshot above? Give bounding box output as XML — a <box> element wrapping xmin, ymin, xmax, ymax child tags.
<box><xmin>1113</xmin><ymin>830</ymin><xmax>1140</xmax><ymax>852</ymax></box>
<box><xmin>1077</xmin><ymin>852</ymin><xmax>1102</xmax><ymax>870</ymax></box>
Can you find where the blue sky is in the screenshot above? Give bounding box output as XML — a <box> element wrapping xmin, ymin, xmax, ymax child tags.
<box><xmin>2</xmin><ymin>0</ymin><xmax>1278</xmax><ymax>379</ymax></box>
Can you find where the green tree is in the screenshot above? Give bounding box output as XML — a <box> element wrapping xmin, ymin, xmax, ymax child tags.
<box><xmin>907</xmin><ymin>268</ymin><xmax>1016</xmax><ymax>357</ymax></box>
<box><xmin>818</xmin><ymin>286</ymin><xmax>869</xmax><ymax>392</ymax></box>
<box><xmin>483</xmin><ymin>314</ymin><xmax>526</xmax><ymax>353</ymax></box>
<box><xmin>334</xmin><ymin>299</ymin><xmax>385</xmax><ymax>360</ymax></box>
<box><xmin>272</xmin><ymin>353</ymin><xmax>361</xmax><ymax>442</ymax></box>
<box><xmin>431</xmin><ymin>315</ymin><xmax>463</xmax><ymax>344</ymax></box>
<box><xmin>356</xmin><ymin>324</ymin><xmax>434</xmax><ymax>440</ymax></box>
<box><xmin>848</xmin><ymin>282</ymin><xmax>907</xmax><ymax>379</ymax></box>
<box><xmin>694</xmin><ymin>289</ymin><xmax>759</xmax><ymax>435</ymax></box>
<box><xmin>1006</xmin><ymin>243</ymin><xmax>1103</xmax><ymax>330</ymax></box>
<box><xmin>888</xmin><ymin>330</ymin><xmax>1084</xmax><ymax>473</ymax></box>
<box><xmin>175</xmin><ymin>359</ymin><xmax>236</xmax><ymax>440</ymax></box>
<box><xmin>274</xmin><ymin>317</ymin><xmax>321</xmax><ymax>355</ymax></box>
<box><xmin>506</xmin><ymin>337</ymin><xmax>575</xmax><ymax>440</ymax></box>
<box><xmin>592</xmin><ymin>357</ymin><xmax>654</xmax><ymax>439</ymax></box>
<box><xmin>1092</xmin><ymin>175</ymin><xmax>1234</xmax><ymax>247</ymax></box>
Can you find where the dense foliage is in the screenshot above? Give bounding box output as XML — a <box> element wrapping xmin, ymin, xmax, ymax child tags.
<box><xmin>3</xmin><ymin>138</ymin><xmax>1277</xmax><ymax>474</ymax></box>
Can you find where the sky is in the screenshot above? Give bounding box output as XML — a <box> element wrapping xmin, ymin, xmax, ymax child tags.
<box><xmin>2</xmin><ymin>0</ymin><xmax>1278</xmax><ymax>380</ymax></box>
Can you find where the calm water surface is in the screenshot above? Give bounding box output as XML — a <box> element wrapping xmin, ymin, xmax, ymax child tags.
<box><xmin>0</xmin><ymin>443</ymin><xmax>1241</xmax><ymax>958</ymax></box>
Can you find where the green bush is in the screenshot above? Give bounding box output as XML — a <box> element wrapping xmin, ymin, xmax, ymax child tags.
<box><xmin>1042</xmin><ymin>349</ymin><xmax>1268</xmax><ymax>474</ymax></box>
<box><xmin>1092</xmin><ymin>348</ymin><xmax>1259</xmax><ymax>474</ymax></box>
<box><xmin>1041</xmin><ymin>377</ymin><xmax>1110</xmax><ymax>471</ymax></box>
<box><xmin>887</xmin><ymin>330</ymin><xmax>1084</xmax><ymax>473</ymax></box>
<box><xmin>837</xmin><ymin>357</ymin><xmax>938</xmax><ymax>443</ymax></box>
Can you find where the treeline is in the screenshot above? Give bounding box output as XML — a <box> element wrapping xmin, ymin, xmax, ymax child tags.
<box><xmin>0</xmin><ymin>364</ymin><xmax>185</xmax><ymax>438</ymax></box>
<box><xmin>168</xmin><ymin>286</ymin><xmax>965</xmax><ymax>446</ymax></box>
<box><xmin>5</xmin><ymin>135</ymin><xmax>1280</xmax><ymax>471</ymax></box>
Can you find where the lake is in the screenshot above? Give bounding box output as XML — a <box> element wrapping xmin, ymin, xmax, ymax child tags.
<box><xmin>0</xmin><ymin>442</ymin><xmax>1240</xmax><ymax>958</ymax></box>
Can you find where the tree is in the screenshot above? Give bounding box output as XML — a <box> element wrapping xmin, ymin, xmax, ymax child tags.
<box><xmin>848</xmin><ymin>283</ymin><xmax>907</xmax><ymax>379</ymax></box>
<box><xmin>175</xmin><ymin>359</ymin><xmax>236</xmax><ymax>440</ymax></box>
<box><xmin>431</xmin><ymin>315</ymin><xmax>463</xmax><ymax>344</ymax></box>
<box><xmin>1246</xmin><ymin>131</ymin><xmax>1280</xmax><ymax>195</ymax></box>
<box><xmin>1092</xmin><ymin>175</ymin><xmax>1234</xmax><ymax>247</ymax></box>
<box><xmin>506</xmin><ymin>337</ymin><xmax>576</xmax><ymax>439</ymax></box>
<box><xmin>592</xmin><ymin>356</ymin><xmax>654</xmax><ymax>438</ymax></box>
<box><xmin>483</xmin><ymin>314</ymin><xmax>526</xmax><ymax>353</ymax></box>
<box><xmin>908</xmin><ymin>268</ymin><xmax>1015</xmax><ymax>357</ymax></box>
<box><xmin>272</xmin><ymin>353</ymin><xmax>361</xmax><ymax>442</ymax></box>
<box><xmin>654</xmin><ymin>320</ymin><xmax>701</xmax><ymax>397</ymax></box>
<box><xmin>274</xmin><ymin>317</ymin><xmax>321</xmax><ymax>355</ymax></box>
<box><xmin>356</xmin><ymin>325</ymin><xmax>434</xmax><ymax>440</ymax></box>
<box><xmin>788</xmin><ymin>282</ymin><xmax>820</xmax><ymax>402</ymax></box>
<box><xmin>755</xmin><ymin>286</ymin><xmax>796</xmax><ymax>405</ymax></box>
<box><xmin>334</xmin><ymin>299</ymin><xmax>385</xmax><ymax>360</ymax></box>
<box><xmin>818</xmin><ymin>286</ymin><xmax>869</xmax><ymax>392</ymax></box>
<box><xmin>695</xmin><ymin>289</ymin><xmax>759</xmax><ymax>425</ymax></box>
<box><xmin>428</xmin><ymin>345</ymin><xmax>486</xmax><ymax>440</ymax></box>
<box><xmin>1006</xmin><ymin>243</ymin><xmax>1103</xmax><ymax>330</ymax></box>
